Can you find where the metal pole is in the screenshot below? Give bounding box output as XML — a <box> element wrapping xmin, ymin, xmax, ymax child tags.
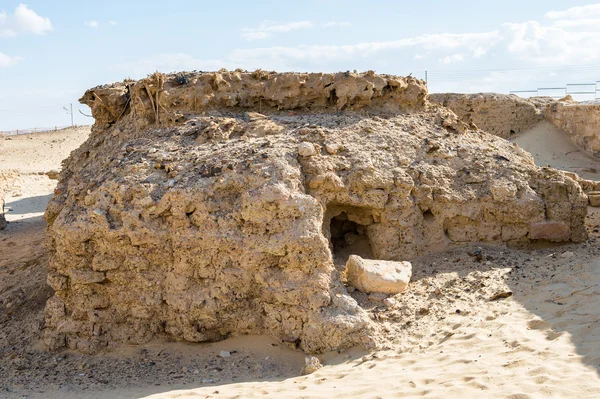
<box><xmin>425</xmin><ymin>70</ymin><xmax>428</xmax><ymax>85</ymax></box>
<box><xmin>70</xmin><ymin>103</ymin><xmax>74</xmax><ymax>126</ymax></box>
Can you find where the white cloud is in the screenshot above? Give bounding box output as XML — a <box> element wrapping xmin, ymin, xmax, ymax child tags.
<box><xmin>0</xmin><ymin>52</ymin><xmax>22</xmax><ymax>67</ymax></box>
<box><xmin>109</xmin><ymin>20</ymin><xmax>117</xmax><ymax>26</ymax></box>
<box><xmin>85</xmin><ymin>20</ymin><xmax>99</xmax><ymax>28</ymax></box>
<box><xmin>440</xmin><ymin>54</ymin><xmax>464</xmax><ymax>64</ymax></box>
<box><xmin>323</xmin><ymin>21</ymin><xmax>352</xmax><ymax>28</ymax></box>
<box><xmin>241</xmin><ymin>21</ymin><xmax>314</xmax><ymax>41</ymax></box>
<box><xmin>501</xmin><ymin>20</ymin><xmax>600</xmax><ymax>64</ymax></box>
<box><xmin>0</xmin><ymin>4</ymin><xmax>52</xmax><ymax>37</ymax></box>
<box><xmin>230</xmin><ymin>31</ymin><xmax>502</xmax><ymax>67</ymax></box>
<box><xmin>545</xmin><ymin>3</ymin><xmax>600</xmax><ymax>19</ymax></box>
<box><xmin>552</xmin><ymin>17</ymin><xmax>600</xmax><ymax>28</ymax></box>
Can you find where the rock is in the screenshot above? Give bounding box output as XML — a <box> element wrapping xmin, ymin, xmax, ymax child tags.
<box><xmin>382</xmin><ymin>297</ymin><xmax>397</xmax><ymax>307</ymax></box>
<box><xmin>325</xmin><ymin>143</ymin><xmax>342</xmax><ymax>154</ymax></box>
<box><xmin>298</xmin><ymin>142</ymin><xmax>317</xmax><ymax>157</ymax></box>
<box><xmin>558</xmin><ymin>94</ymin><xmax>574</xmax><ymax>103</ymax></box>
<box><xmin>429</xmin><ymin>93</ymin><xmax>547</xmax><ymax>139</ymax></box>
<box><xmin>219</xmin><ymin>351</ymin><xmax>231</xmax><ymax>358</ymax></box>
<box><xmin>489</xmin><ymin>291</ymin><xmax>513</xmax><ymax>301</ymax></box>
<box><xmin>43</xmin><ymin>71</ymin><xmax>588</xmax><ymax>355</ymax></box>
<box><xmin>345</xmin><ymin>255</ymin><xmax>412</xmax><ymax>295</ymax></box>
<box><xmin>588</xmin><ymin>192</ymin><xmax>600</xmax><ymax>207</ymax></box>
<box><xmin>46</xmin><ymin>169</ymin><xmax>60</xmax><ymax>180</ymax></box>
<box><xmin>561</xmin><ymin>251</ymin><xmax>574</xmax><ymax>259</ymax></box>
<box><xmin>546</xmin><ymin>102</ymin><xmax>600</xmax><ymax>158</ymax></box>
<box><xmin>529</xmin><ymin>221</ymin><xmax>571</xmax><ymax>242</ymax></box>
<box><xmin>301</xmin><ymin>355</ymin><xmax>323</xmax><ymax>375</ymax></box>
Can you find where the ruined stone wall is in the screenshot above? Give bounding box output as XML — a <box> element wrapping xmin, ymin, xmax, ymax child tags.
<box><xmin>43</xmin><ymin>71</ymin><xmax>587</xmax><ymax>354</ymax></box>
<box><xmin>546</xmin><ymin>102</ymin><xmax>600</xmax><ymax>158</ymax></box>
<box><xmin>429</xmin><ymin>93</ymin><xmax>548</xmax><ymax>139</ymax></box>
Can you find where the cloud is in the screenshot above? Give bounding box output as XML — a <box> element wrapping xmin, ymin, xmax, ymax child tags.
<box><xmin>0</xmin><ymin>4</ymin><xmax>52</xmax><ymax>37</ymax></box>
<box><xmin>545</xmin><ymin>3</ymin><xmax>600</xmax><ymax>19</ymax></box>
<box><xmin>85</xmin><ymin>20</ymin><xmax>99</xmax><ymax>28</ymax></box>
<box><xmin>323</xmin><ymin>21</ymin><xmax>352</xmax><ymax>28</ymax></box>
<box><xmin>0</xmin><ymin>52</ymin><xmax>22</xmax><ymax>67</ymax></box>
<box><xmin>241</xmin><ymin>21</ymin><xmax>314</xmax><ymax>41</ymax></box>
<box><xmin>440</xmin><ymin>54</ymin><xmax>464</xmax><ymax>64</ymax></box>
<box><xmin>108</xmin><ymin>20</ymin><xmax>117</xmax><ymax>26</ymax></box>
<box><xmin>551</xmin><ymin>17</ymin><xmax>600</xmax><ymax>28</ymax></box>
<box><xmin>230</xmin><ymin>31</ymin><xmax>502</xmax><ymax>67</ymax></box>
<box><xmin>501</xmin><ymin>19</ymin><xmax>600</xmax><ymax>64</ymax></box>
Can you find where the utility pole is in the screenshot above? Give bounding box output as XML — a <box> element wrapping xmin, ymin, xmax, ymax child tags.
<box><xmin>63</xmin><ymin>103</ymin><xmax>74</xmax><ymax>126</ymax></box>
<box><xmin>425</xmin><ymin>70</ymin><xmax>428</xmax><ymax>85</ymax></box>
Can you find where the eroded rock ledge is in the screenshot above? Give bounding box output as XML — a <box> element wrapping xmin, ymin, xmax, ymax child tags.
<box><xmin>43</xmin><ymin>71</ymin><xmax>587</xmax><ymax>354</ymax></box>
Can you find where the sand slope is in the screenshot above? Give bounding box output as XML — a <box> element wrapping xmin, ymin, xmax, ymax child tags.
<box><xmin>512</xmin><ymin>120</ymin><xmax>600</xmax><ymax>181</ymax></box>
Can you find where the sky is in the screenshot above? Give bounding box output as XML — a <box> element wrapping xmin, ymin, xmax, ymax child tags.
<box><xmin>1</xmin><ymin>0</ymin><xmax>600</xmax><ymax>130</ymax></box>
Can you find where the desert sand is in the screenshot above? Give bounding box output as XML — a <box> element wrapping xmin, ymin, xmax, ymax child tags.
<box><xmin>2</xmin><ymin>121</ymin><xmax>600</xmax><ymax>399</ymax></box>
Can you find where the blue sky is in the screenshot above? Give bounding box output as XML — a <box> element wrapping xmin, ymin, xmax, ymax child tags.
<box><xmin>1</xmin><ymin>0</ymin><xmax>600</xmax><ymax>130</ymax></box>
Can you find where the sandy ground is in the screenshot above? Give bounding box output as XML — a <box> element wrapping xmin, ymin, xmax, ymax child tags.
<box><xmin>2</xmin><ymin>123</ymin><xmax>600</xmax><ymax>398</ymax></box>
<box><xmin>512</xmin><ymin>120</ymin><xmax>600</xmax><ymax>181</ymax></box>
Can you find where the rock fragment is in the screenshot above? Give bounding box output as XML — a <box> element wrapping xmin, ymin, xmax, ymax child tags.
<box><xmin>46</xmin><ymin>170</ymin><xmax>60</xmax><ymax>180</ymax></box>
<box><xmin>345</xmin><ymin>255</ymin><xmax>412</xmax><ymax>295</ymax></box>
<box><xmin>298</xmin><ymin>142</ymin><xmax>317</xmax><ymax>157</ymax></box>
<box><xmin>301</xmin><ymin>355</ymin><xmax>323</xmax><ymax>375</ymax></box>
<box><xmin>588</xmin><ymin>191</ymin><xmax>600</xmax><ymax>207</ymax></box>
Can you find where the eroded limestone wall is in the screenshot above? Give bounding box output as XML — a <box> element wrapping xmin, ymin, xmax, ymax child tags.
<box><xmin>429</xmin><ymin>93</ymin><xmax>549</xmax><ymax>139</ymax></box>
<box><xmin>546</xmin><ymin>102</ymin><xmax>600</xmax><ymax>158</ymax></box>
<box><xmin>42</xmin><ymin>71</ymin><xmax>588</xmax><ymax>354</ymax></box>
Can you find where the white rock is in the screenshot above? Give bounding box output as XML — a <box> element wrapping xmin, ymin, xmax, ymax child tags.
<box><xmin>325</xmin><ymin>143</ymin><xmax>342</xmax><ymax>154</ymax></box>
<box><xmin>345</xmin><ymin>255</ymin><xmax>412</xmax><ymax>295</ymax></box>
<box><xmin>219</xmin><ymin>350</ymin><xmax>231</xmax><ymax>358</ymax></box>
<box><xmin>298</xmin><ymin>142</ymin><xmax>317</xmax><ymax>156</ymax></box>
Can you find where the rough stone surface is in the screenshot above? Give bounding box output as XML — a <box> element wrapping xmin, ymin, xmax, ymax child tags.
<box><xmin>546</xmin><ymin>102</ymin><xmax>600</xmax><ymax>158</ymax></box>
<box><xmin>346</xmin><ymin>255</ymin><xmax>412</xmax><ymax>294</ymax></box>
<box><xmin>43</xmin><ymin>70</ymin><xmax>588</xmax><ymax>355</ymax></box>
<box><xmin>301</xmin><ymin>355</ymin><xmax>322</xmax><ymax>375</ymax></box>
<box><xmin>46</xmin><ymin>170</ymin><xmax>60</xmax><ymax>180</ymax></box>
<box><xmin>589</xmin><ymin>191</ymin><xmax>600</xmax><ymax>207</ymax></box>
<box><xmin>429</xmin><ymin>93</ymin><xmax>549</xmax><ymax>139</ymax></box>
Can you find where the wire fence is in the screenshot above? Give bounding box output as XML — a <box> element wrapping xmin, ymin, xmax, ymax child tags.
<box><xmin>0</xmin><ymin>125</ymin><xmax>74</xmax><ymax>136</ymax></box>
<box><xmin>423</xmin><ymin>62</ymin><xmax>600</xmax><ymax>102</ymax></box>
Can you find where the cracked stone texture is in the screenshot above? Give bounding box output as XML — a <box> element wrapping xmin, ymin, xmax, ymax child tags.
<box><xmin>429</xmin><ymin>93</ymin><xmax>552</xmax><ymax>139</ymax></box>
<box><xmin>43</xmin><ymin>70</ymin><xmax>587</xmax><ymax>354</ymax></box>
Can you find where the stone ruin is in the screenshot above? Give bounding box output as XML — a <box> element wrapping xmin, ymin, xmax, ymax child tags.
<box><xmin>43</xmin><ymin>71</ymin><xmax>588</xmax><ymax>354</ymax></box>
<box><xmin>429</xmin><ymin>93</ymin><xmax>553</xmax><ymax>139</ymax></box>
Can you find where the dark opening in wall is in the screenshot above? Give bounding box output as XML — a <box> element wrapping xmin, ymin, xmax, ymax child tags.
<box><xmin>326</xmin><ymin>209</ymin><xmax>373</xmax><ymax>266</ymax></box>
<box><xmin>422</xmin><ymin>209</ymin><xmax>435</xmax><ymax>222</ymax></box>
